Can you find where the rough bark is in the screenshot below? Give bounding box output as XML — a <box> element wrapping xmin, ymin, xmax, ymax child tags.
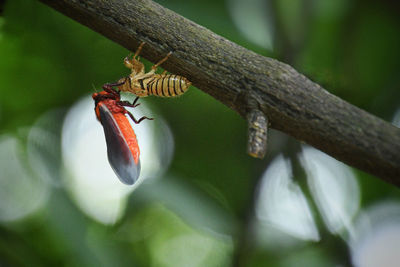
<box><xmin>38</xmin><ymin>0</ymin><xmax>400</xmax><ymax>187</ymax></box>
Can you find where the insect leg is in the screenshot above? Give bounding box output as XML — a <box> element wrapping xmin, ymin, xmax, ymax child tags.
<box><xmin>98</xmin><ymin>84</ymin><xmax>120</xmax><ymax>100</ymax></box>
<box><xmin>124</xmin><ymin>42</ymin><xmax>144</xmax><ymax>69</ymax></box>
<box><xmin>123</xmin><ymin>96</ymin><xmax>153</xmax><ymax>123</ymax></box>
<box><xmin>119</xmin><ymin>96</ymin><xmax>141</xmax><ymax>108</ymax></box>
<box><xmin>126</xmin><ymin>111</ymin><xmax>154</xmax><ymax>124</ymax></box>
<box><xmin>151</xmin><ymin>52</ymin><xmax>172</xmax><ymax>72</ymax></box>
<box><xmin>134</xmin><ymin>42</ymin><xmax>145</xmax><ymax>59</ymax></box>
<box><xmin>102</xmin><ymin>79</ymin><xmax>128</xmax><ymax>97</ymax></box>
<box><xmin>131</xmin><ymin>96</ymin><xmax>140</xmax><ymax>106</ymax></box>
<box><xmin>103</xmin><ymin>78</ymin><xmax>127</xmax><ymax>89</ymax></box>
<box><xmin>119</xmin><ymin>100</ymin><xmax>140</xmax><ymax>108</ymax></box>
<box><xmin>124</xmin><ymin>54</ymin><xmax>134</xmax><ymax>69</ymax></box>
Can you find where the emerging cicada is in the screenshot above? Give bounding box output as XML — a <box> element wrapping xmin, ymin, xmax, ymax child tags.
<box><xmin>92</xmin><ymin>83</ymin><xmax>153</xmax><ymax>185</ymax></box>
<box><xmin>117</xmin><ymin>42</ymin><xmax>191</xmax><ymax>97</ymax></box>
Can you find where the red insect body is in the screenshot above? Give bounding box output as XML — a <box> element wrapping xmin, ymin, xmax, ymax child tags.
<box><xmin>112</xmin><ymin>112</ymin><xmax>140</xmax><ymax>165</ymax></box>
<box><xmin>92</xmin><ymin>85</ymin><xmax>151</xmax><ymax>185</ymax></box>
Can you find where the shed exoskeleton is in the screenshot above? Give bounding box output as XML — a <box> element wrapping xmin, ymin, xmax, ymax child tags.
<box><xmin>118</xmin><ymin>42</ymin><xmax>191</xmax><ymax>97</ymax></box>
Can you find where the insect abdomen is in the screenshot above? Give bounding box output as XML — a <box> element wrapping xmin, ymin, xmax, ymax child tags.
<box><xmin>145</xmin><ymin>74</ymin><xmax>190</xmax><ymax>97</ymax></box>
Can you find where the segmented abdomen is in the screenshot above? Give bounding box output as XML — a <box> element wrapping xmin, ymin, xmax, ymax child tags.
<box><xmin>143</xmin><ymin>74</ymin><xmax>190</xmax><ymax>97</ymax></box>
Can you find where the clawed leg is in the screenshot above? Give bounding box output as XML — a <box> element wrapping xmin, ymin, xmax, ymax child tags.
<box><xmin>134</xmin><ymin>42</ymin><xmax>145</xmax><ymax>59</ymax></box>
<box><xmin>121</xmin><ymin>97</ymin><xmax>154</xmax><ymax>123</ymax></box>
<box><xmin>128</xmin><ymin>98</ymin><xmax>154</xmax><ymax>123</ymax></box>
<box><xmin>124</xmin><ymin>42</ymin><xmax>145</xmax><ymax>69</ymax></box>
<box><xmin>125</xmin><ymin>42</ymin><xmax>172</xmax><ymax>74</ymax></box>
<box><xmin>119</xmin><ymin>96</ymin><xmax>141</xmax><ymax>108</ymax></box>
<box><xmin>102</xmin><ymin>82</ymin><xmax>124</xmax><ymax>98</ymax></box>
<box><xmin>103</xmin><ymin>79</ymin><xmax>126</xmax><ymax>91</ymax></box>
<box><xmin>151</xmin><ymin>51</ymin><xmax>172</xmax><ymax>72</ymax></box>
<box><xmin>123</xmin><ymin>54</ymin><xmax>133</xmax><ymax>69</ymax></box>
<box><xmin>126</xmin><ymin>111</ymin><xmax>154</xmax><ymax>124</ymax></box>
<box><xmin>119</xmin><ymin>100</ymin><xmax>140</xmax><ymax>108</ymax></box>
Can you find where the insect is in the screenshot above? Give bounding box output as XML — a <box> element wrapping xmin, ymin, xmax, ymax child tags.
<box><xmin>92</xmin><ymin>82</ymin><xmax>152</xmax><ymax>185</ymax></box>
<box><xmin>117</xmin><ymin>42</ymin><xmax>191</xmax><ymax>97</ymax></box>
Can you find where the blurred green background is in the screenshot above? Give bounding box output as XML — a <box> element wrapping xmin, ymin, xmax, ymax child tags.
<box><xmin>1</xmin><ymin>0</ymin><xmax>400</xmax><ymax>266</ymax></box>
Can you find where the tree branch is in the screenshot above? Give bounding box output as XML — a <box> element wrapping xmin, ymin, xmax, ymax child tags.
<box><xmin>38</xmin><ymin>0</ymin><xmax>400</xmax><ymax>187</ymax></box>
